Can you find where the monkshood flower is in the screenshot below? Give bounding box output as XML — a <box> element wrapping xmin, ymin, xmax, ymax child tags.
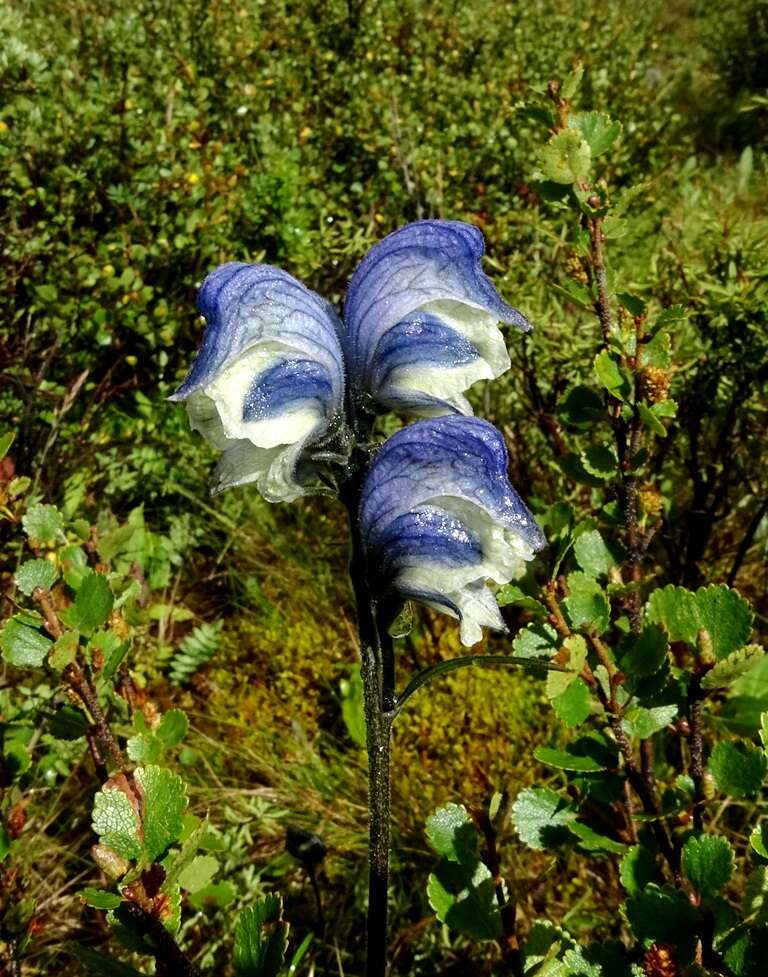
<box><xmin>169</xmin><ymin>263</ymin><xmax>345</xmax><ymax>502</ymax></box>
<box><xmin>345</xmin><ymin>220</ymin><xmax>531</xmax><ymax>416</ymax></box>
<box><xmin>359</xmin><ymin>415</ymin><xmax>546</xmax><ymax>646</ymax></box>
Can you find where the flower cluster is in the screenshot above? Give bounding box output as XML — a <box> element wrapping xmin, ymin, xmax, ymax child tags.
<box><xmin>171</xmin><ymin>220</ymin><xmax>546</xmax><ymax>645</ymax></box>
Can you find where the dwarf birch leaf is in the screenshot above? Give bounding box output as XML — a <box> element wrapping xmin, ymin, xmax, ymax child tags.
<box><xmin>71</xmin><ymin>571</ymin><xmax>114</xmax><ymax>635</ymax></box>
<box><xmin>621</xmin><ymin>704</ymin><xmax>678</xmax><ymax>740</ymax></box>
<box><xmin>22</xmin><ymin>503</ymin><xmax>63</xmax><ymax>544</ymax></box>
<box><xmin>156</xmin><ymin>709</ymin><xmax>189</xmax><ymax>746</ymax></box>
<box><xmin>702</xmin><ymin>646</ymin><xmax>764</xmax><ymax>690</ymax></box>
<box><xmin>581</xmin><ymin>444</ymin><xmax>619</xmax><ymax>480</ymax></box>
<box><xmin>557</xmin><ymin>385</ymin><xmax>604</xmax><ymax>428</ymax></box>
<box><xmin>547</xmin><ymin>634</ymin><xmax>587</xmax><ymax>698</ymax></box>
<box><xmin>567</xmin><ymin>820</ymin><xmax>626</xmax><ymax>854</ymax></box>
<box><xmin>571</xmin><ymin>112</ymin><xmax>622</xmax><ymax>156</ymax></box>
<box><xmin>638</xmin><ymin>402</ymin><xmax>667</xmax><ymax>436</ymax></box>
<box><xmin>513</xmin><ymin>622</ymin><xmax>559</xmax><ymax>660</ymax></box>
<box><xmin>646</xmin><ymin>585</ymin><xmax>700</xmax><ymax>645</ymax></box>
<box><xmin>694</xmin><ymin>585</ymin><xmax>753</xmax><ymax>660</ymax></box>
<box><xmin>511</xmin><ymin>787</ymin><xmax>576</xmax><ymax>850</ymax></box>
<box><xmin>620</xmin><ymin>845</ymin><xmax>659</xmax><ymax>895</ymax></box>
<box><xmin>539</xmin><ymin>130</ymin><xmax>591</xmax><ymax>184</ymax></box>
<box><xmin>620</xmin><ymin>626</ymin><xmax>669</xmax><ymax>678</ymax></box>
<box><xmin>495</xmin><ymin>584</ymin><xmax>547</xmax><ymax>616</ymax></box>
<box><xmin>14</xmin><ymin>559</ymin><xmax>59</xmax><ymax>596</ymax></box>
<box><xmin>625</xmin><ymin>884</ymin><xmax>700</xmax><ymax>955</ymax></box>
<box><xmin>134</xmin><ymin>766</ymin><xmax>187</xmax><ymax>862</ymax></box>
<box><xmin>425</xmin><ymin>804</ymin><xmax>478</xmax><ymax>862</ymax></box>
<box><xmin>573</xmin><ymin>529</ymin><xmax>620</xmax><ymax>577</ymax></box>
<box><xmin>427</xmin><ymin>859</ymin><xmax>501</xmax><ymax>941</ymax></box>
<box><xmin>80</xmin><ymin>888</ymin><xmax>122</xmax><ymax>910</ymax></box>
<box><xmin>682</xmin><ymin>835</ymin><xmax>735</xmax><ymax>895</ymax></box>
<box><xmin>594</xmin><ymin>351</ymin><xmax>632</xmax><ymax>401</ymax></box>
<box><xmin>0</xmin><ymin>618</ymin><xmax>52</xmax><ymax>668</ymax></box>
<box><xmin>563</xmin><ymin>574</ymin><xmax>610</xmax><ymax>634</ymax></box>
<box><xmin>177</xmin><ymin>854</ymin><xmax>219</xmax><ymax>893</ymax></box>
<box><xmin>551</xmin><ymin>677</ymin><xmax>592</xmax><ymax>727</ymax></box>
<box><xmin>709</xmin><ymin>741</ymin><xmax>767</xmax><ymax>798</ymax></box>
<box><xmin>92</xmin><ymin>783</ymin><xmax>142</xmax><ymax>862</ymax></box>
<box><xmin>233</xmin><ymin>895</ymin><xmax>288</xmax><ymax>977</ymax></box>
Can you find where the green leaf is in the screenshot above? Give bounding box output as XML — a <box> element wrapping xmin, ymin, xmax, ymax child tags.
<box><xmin>621</xmin><ymin>704</ymin><xmax>678</xmax><ymax>740</ymax></box>
<box><xmin>495</xmin><ymin>584</ymin><xmax>547</xmax><ymax>616</ymax></box>
<box><xmin>60</xmin><ymin>545</ymin><xmax>89</xmax><ymax>589</ymax></box>
<box><xmin>581</xmin><ymin>443</ymin><xmax>619</xmax><ymax>480</ymax></box>
<box><xmin>682</xmin><ymin>835</ymin><xmax>735</xmax><ymax>895</ymax></box>
<box><xmin>512</xmin><ymin>622</ymin><xmax>559</xmax><ymax>660</ymax></box>
<box><xmin>79</xmin><ymin>888</ymin><xmax>122</xmax><ymax>910</ymax></box>
<box><xmin>694</xmin><ymin>585</ymin><xmax>753</xmax><ymax>660</ymax></box>
<box><xmin>567</xmin><ymin>820</ymin><xmax>626</xmax><ymax>854</ymax></box>
<box><xmin>425</xmin><ymin>804</ymin><xmax>478</xmax><ymax>862</ymax></box>
<box><xmin>189</xmin><ymin>880</ymin><xmax>237</xmax><ymax>910</ymax></box>
<box><xmin>573</xmin><ymin>529</ymin><xmax>620</xmax><ymax>577</ymax></box>
<box><xmin>561</xmin><ymin>63</ymin><xmax>584</xmax><ymax>99</ymax></box>
<box><xmin>643</xmin><ymin>328</ymin><xmax>673</xmax><ymax>368</ymax></box>
<box><xmin>709</xmin><ymin>741</ymin><xmax>767</xmax><ymax>799</ymax></box>
<box><xmin>511</xmin><ymin>787</ymin><xmax>576</xmax><ymax>850</ymax></box>
<box><xmin>620</xmin><ymin>626</ymin><xmax>668</xmax><ymax>678</ymax></box>
<box><xmin>562</xmin><ymin>574</ymin><xmax>610</xmax><ymax>634</ymax></box>
<box><xmin>556</xmin><ymin>385</ymin><xmax>604</xmax><ymax>429</ymax></box>
<box><xmin>0</xmin><ymin>617</ymin><xmax>52</xmax><ymax>668</ymax></box>
<box><xmin>135</xmin><ymin>766</ymin><xmax>187</xmax><ymax>862</ymax></box>
<box><xmin>620</xmin><ymin>845</ymin><xmax>659</xmax><ymax>895</ymax></box>
<box><xmin>233</xmin><ymin>895</ymin><xmax>289</xmax><ymax>977</ymax></box>
<box><xmin>92</xmin><ymin>782</ymin><xmax>143</xmax><ymax>862</ymax></box>
<box><xmin>646</xmin><ymin>585</ymin><xmax>700</xmax><ymax>645</ymax></box>
<box><xmin>539</xmin><ymin>130</ymin><xmax>591</xmax><ymax>184</ymax></box>
<box><xmin>534</xmin><ymin>739</ymin><xmax>611</xmax><ymax>772</ymax></box>
<box><xmin>702</xmin><ymin>646</ymin><xmax>765</xmax><ymax>690</ymax></box>
<box><xmin>0</xmin><ymin>823</ymin><xmax>10</xmax><ymax>862</ymax></box>
<box><xmin>0</xmin><ymin>431</ymin><xmax>14</xmax><ymax>460</ymax></box>
<box><xmin>126</xmin><ymin>734</ymin><xmax>161</xmax><ymax>764</ymax></box>
<box><xmin>156</xmin><ymin>709</ymin><xmax>189</xmax><ymax>747</ymax></box>
<box><xmin>71</xmin><ymin>572</ymin><xmax>114</xmax><ymax>634</ymax></box>
<box><xmin>594</xmin><ymin>350</ymin><xmax>632</xmax><ymax>402</ymax></box>
<box><xmin>22</xmin><ymin>503</ymin><xmax>64</xmax><ymax>544</ymax></box>
<box><xmin>14</xmin><ymin>559</ymin><xmax>59</xmax><ymax>596</ymax></box>
<box><xmin>427</xmin><ymin>857</ymin><xmax>501</xmax><ymax>942</ymax></box>
<box><xmin>339</xmin><ymin>668</ymin><xmax>366</xmax><ymax>748</ymax></box>
<box><xmin>624</xmin><ymin>884</ymin><xmax>700</xmax><ymax>957</ymax></box>
<box><xmin>637</xmin><ymin>402</ymin><xmax>666</xmax><ymax>436</ymax></box>
<box><xmin>547</xmin><ymin>634</ymin><xmax>587</xmax><ymax>698</ymax></box>
<box><xmin>177</xmin><ymin>854</ymin><xmax>219</xmax><ymax>893</ymax></box>
<box><xmin>551</xmin><ymin>677</ymin><xmax>592</xmax><ymax>727</ymax></box>
<box><xmin>49</xmin><ymin>631</ymin><xmax>79</xmax><ymax>672</ymax></box>
<box><xmin>49</xmin><ymin>703</ymin><xmax>89</xmax><ymax>739</ymax></box>
<box><xmin>68</xmin><ymin>945</ymin><xmax>146</xmax><ymax>977</ymax></box>
<box><xmin>571</xmin><ymin>111</ymin><xmax>622</xmax><ymax>156</ymax></box>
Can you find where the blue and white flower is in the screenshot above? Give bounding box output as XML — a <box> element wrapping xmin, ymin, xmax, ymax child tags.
<box><xmin>359</xmin><ymin>415</ymin><xmax>546</xmax><ymax>646</ymax></box>
<box><xmin>169</xmin><ymin>263</ymin><xmax>345</xmax><ymax>502</ymax></box>
<box><xmin>345</xmin><ymin>220</ymin><xmax>530</xmax><ymax>416</ymax></box>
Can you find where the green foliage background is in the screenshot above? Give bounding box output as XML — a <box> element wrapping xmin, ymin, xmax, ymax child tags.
<box><xmin>0</xmin><ymin>0</ymin><xmax>766</xmax><ymax>974</ymax></box>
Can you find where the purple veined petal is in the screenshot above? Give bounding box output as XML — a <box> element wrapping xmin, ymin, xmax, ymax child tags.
<box><xmin>170</xmin><ymin>263</ymin><xmax>346</xmax><ymax>502</ymax></box>
<box><xmin>344</xmin><ymin>220</ymin><xmax>531</xmax><ymax>416</ymax></box>
<box><xmin>359</xmin><ymin>415</ymin><xmax>546</xmax><ymax>646</ymax></box>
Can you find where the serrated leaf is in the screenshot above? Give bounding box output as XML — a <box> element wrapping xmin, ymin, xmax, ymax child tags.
<box><xmin>233</xmin><ymin>895</ymin><xmax>289</xmax><ymax>977</ymax></box>
<box><xmin>624</xmin><ymin>884</ymin><xmax>700</xmax><ymax>956</ymax></box>
<box><xmin>71</xmin><ymin>572</ymin><xmax>114</xmax><ymax>635</ymax></box>
<box><xmin>709</xmin><ymin>740</ymin><xmax>767</xmax><ymax>799</ymax></box>
<box><xmin>567</xmin><ymin>820</ymin><xmax>626</xmax><ymax>854</ymax></box>
<box><xmin>694</xmin><ymin>585</ymin><xmax>753</xmax><ymax>660</ymax></box>
<box><xmin>135</xmin><ymin>766</ymin><xmax>187</xmax><ymax>862</ymax></box>
<box><xmin>581</xmin><ymin>443</ymin><xmax>619</xmax><ymax>480</ymax></box>
<box><xmin>620</xmin><ymin>845</ymin><xmax>659</xmax><ymax>895</ymax></box>
<box><xmin>0</xmin><ymin>431</ymin><xmax>14</xmax><ymax>459</ymax></box>
<box><xmin>643</xmin><ymin>329</ymin><xmax>673</xmax><ymax>369</ymax></box>
<box><xmin>511</xmin><ymin>787</ymin><xmax>576</xmax><ymax>850</ymax></box>
<box><xmin>126</xmin><ymin>734</ymin><xmax>161</xmax><ymax>764</ymax></box>
<box><xmin>561</xmin><ymin>64</ymin><xmax>584</xmax><ymax>99</ymax></box>
<box><xmin>620</xmin><ymin>626</ymin><xmax>668</xmax><ymax>678</ymax></box>
<box><xmin>68</xmin><ymin>945</ymin><xmax>146</xmax><ymax>977</ymax></box>
<box><xmin>702</xmin><ymin>646</ymin><xmax>765</xmax><ymax>690</ymax></box>
<box><xmin>551</xmin><ymin>677</ymin><xmax>592</xmax><ymax>727</ymax></box>
<box><xmin>556</xmin><ymin>385</ymin><xmax>605</xmax><ymax>428</ymax></box>
<box><xmin>79</xmin><ymin>888</ymin><xmax>122</xmax><ymax>910</ymax></box>
<box><xmin>425</xmin><ymin>804</ymin><xmax>478</xmax><ymax>862</ymax></box>
<box><xmin>573</xmin><ymin>529</ymin><xmax>620</xmax><ymax>577</ymax></box>
<box><xmin>513</xmin><ymin>622</ymin><xmax>559</xmax><ymax>660</ymax></box>
<box><xmin>14</xmin><ymin>559</ymin><xmax>59</xmax><ymax>596</ymax></box>
<box><xmin>539</xmin><ymin>129</ymin><xmax>591</xmax><ymax>184</ymax></box>
<box><xmin>534</xmin><ymin>737</ymin><xmax>612</xmax><ymax>772</ymax></box>
<box><xmin>49</xmin><ymin>631</ymin><xmax>78</xmax><ymax>672</ymax></box>
<box><xmin>495</xmin><ymin>584</ymin><xmax>547</xmax><ymax>616</ymax></box>
<box><xmin>547</xmin><ymin>634</ymin><xmax>587</xmax><ymax>698</ymax></box>
<box><xmin>637</xmin><ymin>402</ymin><xmax>666</xmax><ymax>436</ymax></box>
<box><xmin>646</xmin><ymin>585</ymin><xmax>699</xmax><ymax>644</ymax></box>
<box><xmin>621</xmin><ymin>704</ymin><xmax>678</xmax><ymax>740</ymax></box>
<box><xmin>571</xmin><ymin>111</ymin><xmax>622</xmax><ymax>156</ymax></box>
<box><xmin>682</xmin><ymin>835</ymin><xmax>735</xmax><ymax>895</ymax></box>
<box><xmin>0</xmin><ymin>617</ymin><xmax>52</xmax><ymax>668</ymax></box>
<box><xmin>427</xmin><ymin>857</ymin><xmax>501</xmax><ymax>941</ymax></box>
<box><xmin>92</xmin><ymin>780</ymin><xmax>143</xmax><ymax>862</ymax></box>
<box><xmin>563</xmin><ymin>574</ymin><xmax>610</xmax><ymax>634</ymax></box>
<box><xmin>594</xmin><ymin>350</ymin><xmax>632</xmax><ymax>402</ymax></box>
<box><xmin>22</xmin><ymin>503</ymin><xmax>63</xmax><ymax>544</ymax></box>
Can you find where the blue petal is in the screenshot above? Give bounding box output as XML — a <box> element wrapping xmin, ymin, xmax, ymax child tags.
<box><xmin>344</xmin><ymin>221</ymin><xmax>531</xmax><ymax>408</ymax></box>
<box><xmin>374</xmin><ymin>505</ymin><xmax>483</xmax><ymax>577</ymax></box>
<box><xmin>243</xmin><ymin>359</ymin><xmax>334</xmax><ymax>421</ymax></box>
<box><xmin>360</xmin><ymin>415</ymin><xmax>546</xmax><ymax>554</ymax></box>
<box><xmin>170</xmin><ymin>263</ymin><xmax>344</xmax><ymax>406</ymax></box>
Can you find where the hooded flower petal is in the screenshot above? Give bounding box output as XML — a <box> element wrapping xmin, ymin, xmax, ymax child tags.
<box><xmin>359</xmin><ymin>416</ymin><xmax>546</xmax><ymax>646</ymax></box>
<box><xmin>344</xmin><ymin>220</ymin><xmax>530</xmax><ymax>415</ymax></box>
<box><xmin>170</xmin><ymin>263</ymin><xmax>345</xmax><ymax>501</ymax></box>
